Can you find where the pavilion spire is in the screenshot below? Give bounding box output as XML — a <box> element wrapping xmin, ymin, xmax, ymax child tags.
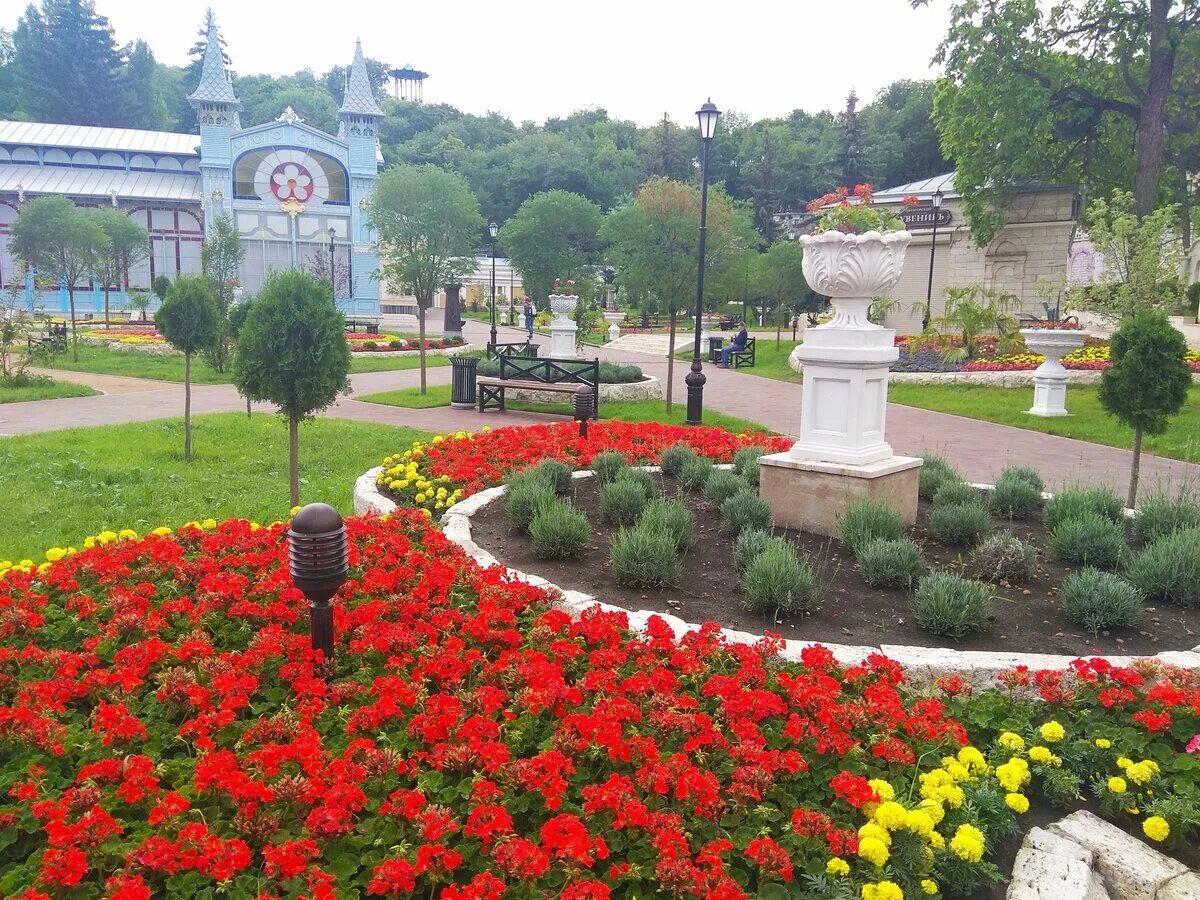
<box><xmin>187</xmin><ymin>11</ymin><xmax>240</xmax><ymax>111</ymax></box>
<box><xmin>339</xmin><ymin>39</ymin><xmax>384</xmax><ymax>117</ymax></box>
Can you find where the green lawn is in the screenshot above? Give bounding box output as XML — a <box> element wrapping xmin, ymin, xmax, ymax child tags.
<box><xmin>357</xmin><ymin>386</ymin><xmax>773</xmax><ymax>434</ymax></box>
<box><xmin>36</xmin><ymin>345</ymin><xmax>451</xmax><ymax>383</ymax></box>
<box><xmin>0</xmin><ymin>413</ymin><xmax>430</xmax><ymax>562</ymax></box>
<box><xmin>0</xmin><ymin>378</ymin><xmax>97</xmax><ymax>404</ymax></box>
<box><xmin>675</xmin><ymin>337</ymin><xmax>802</xmax><ymax>383</ymax></box>
<box><xmin>888</xmin><ymin>382</ymin><xmax>1200</xmax><ymax>463</ymax></box>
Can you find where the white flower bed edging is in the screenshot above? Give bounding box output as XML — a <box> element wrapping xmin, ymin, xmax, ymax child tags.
<box><xmin>1008</xmin><ymin>810</ymin><xmax>1198</xmax><ymax>900</ymax></box>
<box><xmin>424</xmin><ymin>469</ymin><xmax>1200</xmax><ymax>690</ymax></box>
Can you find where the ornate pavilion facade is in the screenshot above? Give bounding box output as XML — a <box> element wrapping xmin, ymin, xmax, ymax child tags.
<box><xmin>0</xmin><ymin>18</ymin><xmax>382</xmax><ymax>319</ymax></box>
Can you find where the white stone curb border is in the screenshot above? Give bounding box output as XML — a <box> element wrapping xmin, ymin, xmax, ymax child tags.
<box><xmin>1009</xmin><ymin>810</ymin><xmax>1198</xmax><ymax>900</ymax></box>
<box><xmin>349</xmin><ymin>343</ymin><xmax>474</xmax><ymax>359</ymax></box>
<box><xmin>353</xmin><ymin>465</ymin><xmax>1200</xmax><ymax>689</ymax></box>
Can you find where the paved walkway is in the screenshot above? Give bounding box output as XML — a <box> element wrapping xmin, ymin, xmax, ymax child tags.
<box><xmin>4</xmin><ymin>319</ymin><xmax>1199</xmax><ymax>494</ymax></box>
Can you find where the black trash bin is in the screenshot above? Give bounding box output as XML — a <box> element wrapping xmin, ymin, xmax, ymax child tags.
<box><xmin>450</xmin><ymin>355</ymin><xmax>479</xmax><ymax>409</ymax></box>
<box><xmin>707</xmin><ymin>336</ymin><xmax>725</xmax><ymax>363</ymax></box>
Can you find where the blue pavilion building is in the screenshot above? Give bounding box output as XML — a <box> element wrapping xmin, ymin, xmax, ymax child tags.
<box><xmin>0</xmin><ymin>17</ymin><xmax>382</xmax><ymax>319</ymax></box>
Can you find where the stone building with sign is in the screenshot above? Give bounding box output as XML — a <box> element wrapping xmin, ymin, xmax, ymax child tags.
<box><xmin>0</xmin><ymin>17</ymin><xmax>382</xmax><ymax>318</ymax></box>
<box><xmin>868</xmin><ymin>172</ymin><xmax>1080</xmax><ymax>334</ymax></box>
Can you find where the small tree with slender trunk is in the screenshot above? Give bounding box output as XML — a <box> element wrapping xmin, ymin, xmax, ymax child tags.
<box><xmin>227</xmin><ymin>297</ymin><xmax>255</xmax><ymax>417</ymax></box>
<box><xmin>234</xmin><ymin>270</ymin><xmax>351</xmax><ymax>506</ymax></box>
<box><xmin>86</xmin><ymin>207</ymin><xmax>149</xmax><ymax>330</ymax></box>
<box><xmin>1098</xmin><ymin>310</ymin><xmax>1191</xmax><ymax>507</ymax></box>
<box><xmin>369</xmin><ymin>165</ymin><xmax>482</xmax><ymax>394</ymax></box>
<box><xmin>9</xmin><ymin>196</ymin><xmax>108</xmax><ymax>361</ymax></box>
<box><xmin>750</xmin><ymin>242</ymin><xmax>807</xmax><ymax>351</ymax></box>
<box><xmin>156</xmin><ymin>275</ymin><xmax>221</xmax><ymax>463</ymax></box>
<box><xmin>201</xmin><ymin>213</ymin><xmax>246</xmax><ymax>373</ymax></box>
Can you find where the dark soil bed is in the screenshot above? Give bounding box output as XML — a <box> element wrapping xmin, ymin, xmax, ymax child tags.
<box><xmin>469</xmin><ymin>473</ymin><xmax>1200</xmax><ymax>657</ymax></box>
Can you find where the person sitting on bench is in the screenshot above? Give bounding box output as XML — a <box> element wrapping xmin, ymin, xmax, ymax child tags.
<box><xmin>718</xmin><ymin>325</ymin><xmax>749</xmax><ymax>367</ymax></box>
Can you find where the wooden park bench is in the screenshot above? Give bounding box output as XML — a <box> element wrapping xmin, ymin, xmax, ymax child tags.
<box><xmin>27</xmin><ymin>322</ymin><xmax>68</xmax><ymax>354</ymax></box>
<box><xmin>728</xmin><ymin>337</ymin><xmax>756</xmax><ymax>369</ymax></box>
<box><xmin>486</xmin><ymin>339</ymin><xmax>539</xmax><ymax>360</ymax></box>
<box><xmin>478</xmin><ymin>356</ymin><xmax>599</xmax><ymax>418</ymax></box>
<box><xmin>345</xmin><ymin>318</ymin><xmax>380</xmax><ymax>335</ymax></box>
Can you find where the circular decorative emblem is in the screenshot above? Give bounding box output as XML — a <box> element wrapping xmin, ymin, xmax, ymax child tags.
<box><xmin>270</xmin><ymin>162</ymin><xmax>314</xmax><ymax>202</ymax></box>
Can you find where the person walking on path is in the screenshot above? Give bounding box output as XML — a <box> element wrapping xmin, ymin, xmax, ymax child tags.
<box><xmin>718</xmin><ymin>324</ymin><xmax>749</xmax><ymax>367</ymax></box>
<box><xmin>523</xmin><ymin>299</ymin><xmax>535</xmax><ymax>338</ymax></box>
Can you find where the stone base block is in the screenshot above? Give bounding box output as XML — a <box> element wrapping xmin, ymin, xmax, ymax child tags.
<box><xmin>757</xmin><ymin>453</ymin><xmax>922</xmax><ymax>537</ymax></box>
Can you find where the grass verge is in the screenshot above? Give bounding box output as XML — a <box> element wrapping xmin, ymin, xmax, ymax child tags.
<box><xmin>674</xmin><ymin>339</ymin><xmax>802</xmax><ymax>383</ymax></box>
<box><xmin>357</xmin><ymin>386</ymin><xmax>773</xmax><ymax>434</ymax></box>
<box><xmin>0</xmin><ymin>378</ymin><xmax>98</xmax><ymax>404</ymax></box>
<box><xmin>36</xmin><ymin>345</ymin><xmax>452</xmax><ymax>384</ymax></box>
<box><xmin>887</xmin><ymin>382</ymin><xmax>1200</xmax><ymax>463</ymax></box>
<box><xmin>0</xmin><ymin>413</ymin><xmax>430</xmax><ymax>562</ymax></box>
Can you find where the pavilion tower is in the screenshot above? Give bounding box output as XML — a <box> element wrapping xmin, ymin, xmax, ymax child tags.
<box><xmin>187</xmin><ymin>12</ymin><xmax>240</xmax><ymax>229</ymax></box>
<box><xmin>339</xmin><ymin>40</ymin><xmax>384</xmax><ymax>306</ymax></box>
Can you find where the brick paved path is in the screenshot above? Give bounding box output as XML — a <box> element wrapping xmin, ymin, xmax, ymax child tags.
<box><xmin>4</xmin><ymin>318</ymin><xmax>1199</xmax><ymax>494</ymax></box>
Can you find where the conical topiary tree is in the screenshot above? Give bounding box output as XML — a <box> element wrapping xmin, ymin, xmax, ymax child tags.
<box><xmin>1098</xmin><ymin>311</ymin><xmax>1191</xmax><ymax>506</ymax></box>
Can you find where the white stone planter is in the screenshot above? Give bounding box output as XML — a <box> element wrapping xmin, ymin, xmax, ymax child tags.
<box><xmin>790</xmin><ymin>229</ymin><xmax>912</xmax><ymax>465</ymax></box>
<box><xmin>602</xmin><ymin>311</ymin><xmax>624</xmax><ymax>325</ymax></box>
<box><xmin>548</xmin><ymin>293</ymin><xmax>579</xmax><ymax>358</ymax></box>
<box><xmin>1020</xmin><ymin>328</ymin><xmax>1089</xmax><ymax>417</ymax></box>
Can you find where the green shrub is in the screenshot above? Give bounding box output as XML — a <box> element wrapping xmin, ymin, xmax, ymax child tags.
<box><xmin>534</xmin><ymin>459</ymin><xmax>573</xmax><ymax>494</ymax></box>
<box><xmin>734</xmin><ymin>528</ymin><xmax>786</xmax><ymax>573</ymax></box>
<box><xmin>972</xmin><ymin>533</ymin><xmax>1037</xmax><ymax>583</ymax></box>
<box><xmin>933</xmin><ymin>480</ymin><xmax>980</xmax><ymax>508</ymax></box>
<box><xmin>615</xmin><ymin>467</ymin><xmax>657</xmax><ymax>500</ymax></box>
<box><xmin>839</xmin><ymin>498</ymin><xmax>905</xmax><ymax>556</ymax></box>
<box><xmin>530</xmin><ymin>502</ymin><xmax>591</xmax><ymax>559</ymax></box>
<box><xmin>1132</xmin><ymin>492</ymin><xmax>1200</xmax><ymax>545</ymax></box>
<box><xmin>639</xmin><ymin>499</ymin><xmax>694</xmax><ymax>552</ymax></box>
<box><xmin>679</xmin><ymin>457</ymin><xmax>715</xmax><ymax>491</ymax></box>
<box><xmin>857</xmin><ymin>538</ymin><xmax>924</xmax><ymax>588</ymax></box>
<box><xmin>599</xmin><ymin>479</ymin><xmax>648</xmax><ymax>526</ymax></box>
<box><xmin>1125</xmin><ymin>528</ymin><xmax>1200</xmax><ymax>608</ymax></box>
<box><xmin>1060</xmin><ymin>568</ymin><xmax>1143</xmax><ymax>636</ymax></box>
<box><xmin>988</xmin><ymin>474</ymin><xmax>1042</xmax><ymax>520</ymax></box>
<box><xmin>1044</xmin><ymin>486</ymin><xmax>1124</xmax><ymax>529</ymax></box>
<box><xmin>741</xmin><ymin>543</ymin><xmax>819</xmax><ymax>614</ymax></box>
<box><xmin>1048</xmin><ymin>514</ymin><xmax>1126</xmax><ymax>568</ymax></box>
<box><xmin>505</xmin><ymin>477</ymin><xmax>557</xmax><ymax>531</ymax></box>
<box><xmin>590</xmin><ymin>451</ymin><xmax>627</xmax><ymax>484</ymax></box>
<box><xmin>703</xmin><ymin>470</ymin><xmax>747</xmax><ymax>506</ymax></box>
<box><xmin>910</xmin><ymin>572</ymin><xmax>993</xmax><ymax>639</ymax></box>
<box><xmin>719</xmin><ymin>489</ymin><xmax>772</xmax><ymax>533</ymax></box>
<box><xmin>997</xmin><ymin>465</ymin><xmax>1044</xmax><ymax>494</ymax></box>
<box><xmin>659</xmin><ymin>444</ymin><xmax>696</xmax><ymax>478</ymax></box>
<box><xmin>927</xmin><ymin>501</ymin><xmax>990</xmax><ymax>546</ymax></box>
<box><xmin>733</xmin><ymin>445</ymin><xmax>769</xmax><ymax>487</ymax></box>
<box><xmin>610</xmin><ymin>526</ymin><xmax>682</xmax><ymax>587</ymax></box>
<box><xmin>919</xmin><ymin>454</ymin><xmax>962</xmax><ymax>501</ymax></box>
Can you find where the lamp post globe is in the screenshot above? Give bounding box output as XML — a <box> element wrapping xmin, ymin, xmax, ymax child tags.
<box><xmin>488</xmin><ymin>221</ymin><xmax>499</xmax><ymax>348</ymax></box>
<box><xmin>687</xmin><ymin>98</ymin><xmax>720</xmax><ymax>426</ymax></box>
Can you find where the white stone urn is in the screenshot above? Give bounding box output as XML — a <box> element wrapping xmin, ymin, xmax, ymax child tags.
<box><xmin>603</xmin><ymin>309</ymin><xmax>624</xmax><ymax>326</ymax></box>
<box><xmin>547</xmin><ymin>293</ymin><xmax>579</xmax><ymax>358</ymax></box>
<box><xmin>1020</xmin><ymin>327</ymin><xmax>1089</xmax><ymax>417</ymax></box>
<box><xmin>788</xmin><ymin>229</ymin><xmax>913</xmax><ymax>465</ymax></box>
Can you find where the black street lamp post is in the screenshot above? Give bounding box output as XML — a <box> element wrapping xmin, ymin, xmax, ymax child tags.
<box><xmin>686</xmin><ymin>99</ymin><xmax>720</xmax><ymax>426</ymax></box>
<box><xmin>327</xmin><ymin>226</ymin><xmax>337</xmax><ymax>299</ymax></box>
<box><xmin>488</xmin><ymin>221</ymin><xmax>499</xmax><ymax>348</ymax></box>
<box><xmin>921</xmin><ymin>189</ymin><xmax>944</xmax><ymax>331</ymax></box>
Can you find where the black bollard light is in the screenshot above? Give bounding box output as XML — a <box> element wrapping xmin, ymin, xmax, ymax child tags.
<box><xmin>573</xmin><ymin>384</ymin><xmax>594</xmax><ymax>437</ymax></box>
<box><xmin>288</xmin><ymin>503</ymin><xmax>349</xmax><ymax>662</ymax></box>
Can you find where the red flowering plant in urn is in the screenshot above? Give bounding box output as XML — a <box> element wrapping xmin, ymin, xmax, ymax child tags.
<box><xmin>806</xmin><ymin>183</ymin><xmax>907</xmax><ymax>235</ymax></box>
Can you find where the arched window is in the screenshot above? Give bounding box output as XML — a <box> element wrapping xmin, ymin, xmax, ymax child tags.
<box><xmin>233</xmin><ymin>147</ymin><xmax>349</xmax><ymax>205</ymax></box>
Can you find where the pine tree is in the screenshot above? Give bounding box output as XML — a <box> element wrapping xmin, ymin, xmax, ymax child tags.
<box><xmin>13</xmin><ymin>0</ymin><xmax>126</xmax><ymax>126</ymax></box>
<box><xmin>121</xmin><ymin>40</ymin><xmax>168</xmax><ymax>130</ymax></box>
<box><xmin>831</xmin><ymin>90</ymin><xmax>868</xmax><ymax>189</ymax></box>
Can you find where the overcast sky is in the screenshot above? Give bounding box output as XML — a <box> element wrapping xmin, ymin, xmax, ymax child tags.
<box><xmin>2</xmin><ymin>0</ymin><xmax>953</xmax><ymax>125</ymax></box>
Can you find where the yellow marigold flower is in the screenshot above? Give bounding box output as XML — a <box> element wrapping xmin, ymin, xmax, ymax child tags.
<box><xmin>152</xmin><ymin>526</ymin><xmax>173</xmax><ymax>537</ymax></box>
<box><xmin>1116</xmin><ymin>757</ymin><xmax>1133</xmax><ymax>769</ymax></box>
<box><xmin>201</xmin><ymin>518</ymin><xmax>217</xmax><ymax>529</ymax></box>
<box><xmin>861</xmin><ymin>881</ymin><xmax>904</xmax><ymax>900</ymax></box>
<box><xmin>1108</xmin><ymin>777</ymin><xmax>1127</xmax><ymax>794</ymax></box>
<box><xmin>1028</xmin><ymin>746</ymin><xmax>1060</xmax><ymax>766</ymax></box>
<box><xmin>857</xmin><ymin>837</ymin><xmax>890</xmax><ymax>868</ymax></box>
<box><xmin>432</xmin><ymin>435</ymin><xmax>444</xmax><ymax>443</ymax></box>
<box><xmin>825</xmin><ymin>857</ymin><xmax>850</xmax><ymax>877</ymax></box>
<box><xmin>1143</xmin><ymin>816</ymin><xmax>1169</xmax><ymax>842</ymax></box>
<box><xmin>1126</xmin><ymin>762</ymin><xmax>1154</xmax><ymax>785</ymax></box>
<box><xmin>1005</xmin><ymin>793</ymin><xmax>1030</xmax><ymax>814</ymax></box>
<box><xmin>868</xmin><ymin>778</ymin><xmax>895</xmax><ymax>802</ymax></box>
<box><xmin>1124</xmin><ymin>806</ymin><xmax>1140</xmax><ymax>815</ymax></box>
<box><xmin>943</xmin><ymin>760</ymin><xmax>971</xmax><ymax>783</ymax></box>
<box><xmin>45</xmin><ymin>547</ymin><xmax>67</xmax><ymax>563</ymax></box>
<box><xmin>118</xmin><ymin>528</ymin><xmax>137</xmax><ymax>540</ymax></box>
<box><xmin>97</xmin><ymin>530</ymin><xmax>118</xmax><ymax>545</ymax></box>
<box><xmin>921</xmin><ymin>880</ymin><xmax>939</xmax><ymax>896</ymax></box>
<box><xmin>918</xmin><ymin>798</ymin><xmax>945</xmax><ymax>825</ymax></box>
<box><xmin>858</xmin><ymin>822</ymin><xmax>892</xmax><ymax>847</ymax></box>
<box><xmin>958</xmin><ymin>746</ymin><xmax>988</xmax><ymax>774</ymax></box>
<box><xmin>928</xmin><ymin>831</ymin><xmax>945</xmax><ymax>849</ymax></box>
<box><xmin>481</xmin><ymin>425</ymin><xmax>491</xmax><ymax>432</ymax></box>
<box><xmin>83</xmin><ymin>536</ymin><xmax>97</xmax><ymax>549</ymax></box>
<box><xmin>1095</xmin><ymin>738</ymin><xmax>1112</xmax><ymax>749</ymax></box>
<box><xmin>1039</xmin><ymin>721</ymin><xmax>1065</xmax><ymax>743</ymax></box>
<box><xmin>415</xmin><ymin>493</ymin><xmax>426</xmax><ymax>504</ymax></box>
<box><xmin>873</xmin><ymin>801</ymin><xmax>909</xmax><ymax>831</ymax></box>
<box><xmin>289</xmin><ymin>505</ymin><xmax>301</xmax><ymax>516</ymax></box>
<box><xmin>421</xmin><ymin>508</ymin><xmax>432</xmax><ymax>518</ymax></box>
<box><xmin>906</xmin><ymin>810</ymin><xmax>935</xmax><ymax>837</ymax></box>
<box><xmin>998</xmin><ymin>731</ymin><xmax>1025</xmax><ymax>753</ymax></box>
<box><xmin>1143</xmin><ymin>760</ymin><xmax>1160</xmax><ymax>775</ymax></box>
<box><xmin>950</xmin><ymin>824</ymin><xmax>985</xmax><ymax>863</ymax></box>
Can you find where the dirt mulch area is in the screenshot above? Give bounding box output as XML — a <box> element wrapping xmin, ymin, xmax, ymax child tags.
<box><xmin>469</xmin><ymin>473</ymin><xmax>1200</xmax><ymax>657</ymax></box>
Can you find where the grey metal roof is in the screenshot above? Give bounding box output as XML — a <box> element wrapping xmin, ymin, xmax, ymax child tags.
<box><xmin>0</xmin><ymin>120</ymin><xmax>198</xmax><ymax>156</ymax></box>
<box><xmin>187</xmin><ymin>14</ymin><xmax>240</xmax><ymax>107</ymax></box>
<box><xmin>340</xmin><ymin>40</ymin><xmax>384</xmax><ymax>117</ymax></box>
<box><xmin>874</xmin><ymin>172</ymin><xmax>959</xmax><ymax>201</ymax></box>
<box><xmin>0</xmin><ymin>165</ymin><xmax>201</xmax><ymax>202</ymax></box>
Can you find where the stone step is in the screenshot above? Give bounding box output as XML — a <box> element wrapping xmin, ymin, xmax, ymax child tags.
<box><xmin>1047</xmin><ymin>811</ymin><xmax>1189</xmax><ymax>900</ymax></box>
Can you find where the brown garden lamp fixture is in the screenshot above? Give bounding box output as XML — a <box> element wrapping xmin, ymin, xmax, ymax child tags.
<box><xmin>288</xmin><ymin>503</ymin><xmax>349</xmax><ymax>661</ymax></box>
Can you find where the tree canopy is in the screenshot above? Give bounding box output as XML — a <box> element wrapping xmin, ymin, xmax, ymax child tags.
<box><xmin>500</xmin><ymin>191</ymin><xmax>603</xmax><ymax>306</ymax></box>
